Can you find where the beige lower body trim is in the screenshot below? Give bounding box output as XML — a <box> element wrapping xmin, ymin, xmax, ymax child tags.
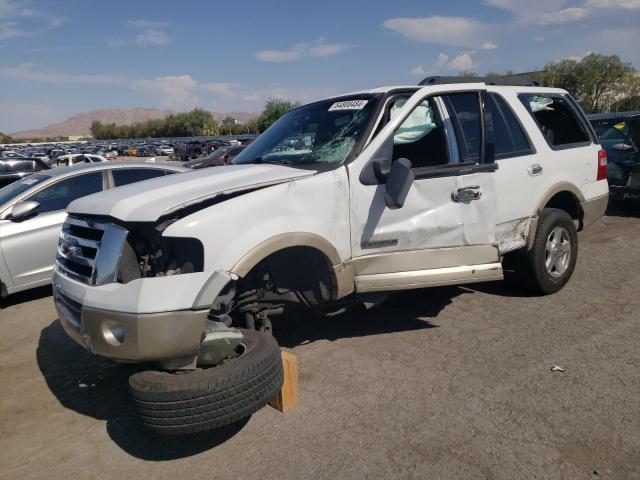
<box><xmin>351</xmin><ymin>245</ymin><xmax>499</xmax><ymax>276</ymax></box>
<box><xmin>581</xmin><ymin>193</ymin><xmax>608</xmax><ymax>229</ymax></box>
<box><xmin>355</xmin><ymin>263</ymin><xmax>503</xmax><ymax>292</ymax></box>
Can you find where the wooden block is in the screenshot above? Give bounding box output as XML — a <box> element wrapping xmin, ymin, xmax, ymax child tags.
<box><xmin>269</xmin><ymin>349</ymin><xmax>299</xmax><ymax>412</ymax></box>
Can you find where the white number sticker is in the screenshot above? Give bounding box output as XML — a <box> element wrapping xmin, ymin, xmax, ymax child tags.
<box><xmin>328</xmin><ymin>100</ymin><xmax>369</xmax><ymax>111</ymax></box>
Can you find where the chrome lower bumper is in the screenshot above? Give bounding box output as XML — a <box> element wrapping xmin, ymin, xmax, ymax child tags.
<box><xmin>55</xmin><ymin>290</ymin><xmax>208</xmax><ymax>362</ymax></box>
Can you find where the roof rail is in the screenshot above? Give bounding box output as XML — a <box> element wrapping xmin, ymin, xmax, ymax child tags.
<box><xmin>418</xmin><ymin>75</ymin><xmax>540</xmax><ymax>87</ymax></box>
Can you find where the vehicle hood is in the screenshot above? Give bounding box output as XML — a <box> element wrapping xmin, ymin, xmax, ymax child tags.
<box><xmin>68</xmin><ymin>164</ymin><xmax>316</xmax><ymax>222</ymax></box>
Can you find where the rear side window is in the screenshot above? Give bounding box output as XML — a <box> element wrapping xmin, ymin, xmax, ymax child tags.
<box><xmin>3</xmin><ymin>160</ymin><xmax>37</xmax><ymax>173</ymax></box>
<box><xmin>519</xmin><ymin>94</ymin><xmax>590</xmax><ymax>148</ymax></box>
<box><xmin>112</xmin><ymin>168</ymin><xmax>167</xmax><ymax>187</ymax></box>
<box><xmin>443</xmin><ymin>93</ymin><xmax>481</xmax><ymax>163</ymax></box>
<box><xmin>484</xmin><ymin>93</ymin><xmax>533</xmax><ymax>159</ymax></box>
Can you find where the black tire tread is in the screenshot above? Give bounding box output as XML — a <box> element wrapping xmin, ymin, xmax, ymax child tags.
<box><xmin>517</xmin><ymin>208</ymin><xmax>578</xmax><ymax>295</ymax></box>
<box><xmin>129</xmin><ymin>329</ymin><xmax>283</xmax><ymax>435</ymax></box>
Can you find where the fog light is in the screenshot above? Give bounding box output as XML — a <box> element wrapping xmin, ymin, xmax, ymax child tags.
<box><xmin>101</xmin><ymin>320</ymin><xmax>125</xmax><ymax>346</ymax></box>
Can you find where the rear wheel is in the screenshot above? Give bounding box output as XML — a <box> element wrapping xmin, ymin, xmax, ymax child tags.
<box><xmin>512</xmin><ymin>208</ymin><xmax>578</xmax><ymax>295</ymax></box>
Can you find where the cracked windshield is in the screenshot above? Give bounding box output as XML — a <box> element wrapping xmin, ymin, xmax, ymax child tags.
<box><xmin>233</xmin><ymin>96</ymin><xmax>379</xmax><ymax>166</ymax></box>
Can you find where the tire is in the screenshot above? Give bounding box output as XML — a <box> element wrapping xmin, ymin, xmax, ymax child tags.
<box><xmin>129</xmin><ymin>329</ymin><xmax>283</xmax><ymax>435</ymax></box>
<box><xmin>515</xmin><ymin>208</ymin><xmax>579</xmax><ymax>295</ymax></box>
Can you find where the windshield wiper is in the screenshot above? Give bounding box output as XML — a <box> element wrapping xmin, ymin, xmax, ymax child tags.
<box><xmin>244</xmin><ymin>157</ymin><xmax>292</xmax><ymax>165</ymax></box>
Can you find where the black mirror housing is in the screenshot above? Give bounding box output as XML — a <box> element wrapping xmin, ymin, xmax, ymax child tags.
<box><xmin>384</xmin><ymin>158</ymin><xmax>414</xmax><ymax>209</ymax></box>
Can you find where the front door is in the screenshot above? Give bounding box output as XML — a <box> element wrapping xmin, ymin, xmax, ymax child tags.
<box><xmin>0</xmin><ymin>171</ymin><xmax>104</xmax><ymax>289</ymax></box>
<box><xmin>348</xmin><ymin>89</ymin><xmax>501</xmax><ymax>292</ymax></box>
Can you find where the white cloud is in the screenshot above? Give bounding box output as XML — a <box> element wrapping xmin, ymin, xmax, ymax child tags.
<box><xmin>136</xmin><ymin>28</ymin><xmax>171</xmax><ymax>46</ymax></box>
<box><xmin>410</xmin><ymin>65</ymin><xmax>428</xmax><ymax>76</ymax></box>
<box><xmin>535</xmin><ymin>7</ymin><xmax>589</xmax><ymax>24</ymax></box>
<box><xmin>0</xmin><ymin>63</ymin><xmax>129</xmax><ymax>85</ymax></box>
<box><xmin>448</xmin><ymin>53</ymin><xmax>478</xmax><ymax>71</ymax></box>
<box><xmin>106</xmin><ymin>38</ymin><xmax>126</xmax><ymax>48</ymax></box>
<box><xmin>436</xmin><ymin>53</ymin><xmax>449</xmax><ymax>67</ymax></box>
<box><xmin>484</xmin><ymin>0</ymin><xmax>591</xmax><ymax>25</ymax></box>
<box><xmin>481</xmin><ymin>41</ymin><xmax>498</xmax><ymax>50</ymax></box>
<box><xmin>534</xmin><ymin>36</ymin><xmax>545</xmax><ymax>42</ymax></box>
<box><xmin>49</xmin><ymin>16</ymin><xmax>65</xmax><ymax>28</ymax></box>
<box><xmin>201</xmin><ymin>82</ymin><xmax>239</xmax><ymax>95</ymax></box>
<box><xmin>127</xmin><ymin>19</ymin><xmax>171</xmax><ymax>29</ymax></box>
<box><xmin>482</xmin><ymin>0</ymin><xmax>566</xmax><ymax>14</ymax></box>
<box><xmin>309</xmin><ymin>41</ymin><xmax>354</xmax><ymax>57</ymax></box>
<box><xmin>255</xmin><ymin>43</ymin><xmax>309</xmax><ymax>62</ymax></box>
<box><xmin>256</xmin><ymin>39</ymin><xmax>353</xmax><ymax>62</ymax></box>
<box><xmin>383</xmin><ymin>16</ymin><xmax>495</xmax><ymax>48</ymax></box>
<box><xmin>585</xmin><ymin>0</ymin><xmax>640</xmax><ymax>8</ymax></box>
<box><xmin>0</xmin><ymin>20</ymin><xmax>27</xmax><ymax>39</ymax></box>
<box><xmin>0</xmin><ymin>0</ymin><xmax>36</xmax><ymax>19</ymax></box>
<box><xmin>133</xmin><ymin>75</ymin><xmax>199</xmax><ymax>109</ymax></box>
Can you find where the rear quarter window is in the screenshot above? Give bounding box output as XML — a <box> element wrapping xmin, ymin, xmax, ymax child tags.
<box><xmin>519</xmin><ymin>94</ymin><xmax>591</xmax><ymax>149</ymax></box>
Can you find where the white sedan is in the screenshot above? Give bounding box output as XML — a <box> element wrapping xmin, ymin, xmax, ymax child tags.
<box><xmin>54</xmin><ymin>154</ymin><xmax>108</xmax><ymax>168</ymax></box>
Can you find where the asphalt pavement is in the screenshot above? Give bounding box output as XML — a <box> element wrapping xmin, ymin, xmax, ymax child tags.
<box><xmin>1</xmin><ymin>202</ymin><xmax>639</xmax><ymax>480</ymax></box>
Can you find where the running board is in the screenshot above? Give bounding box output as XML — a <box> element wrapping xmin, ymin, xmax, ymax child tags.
<box><xmin>354</xmin><ymin>262</ymin><xmax>504</xmax><ymax>292</ymax></box>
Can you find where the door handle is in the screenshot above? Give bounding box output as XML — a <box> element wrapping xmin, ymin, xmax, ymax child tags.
<box><xmin>528</xmin><ymin>164</ymin><xmax>543</xmax><ymax>176</ymax></box>
<box><xmin>452</xmin><ymin>186</ymin><xmax>482</xmax><ymax>203</ymax></box>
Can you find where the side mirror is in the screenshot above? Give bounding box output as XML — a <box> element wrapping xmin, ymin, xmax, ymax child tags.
<box><xmin>384</xmin><ymin>158</ymin><xmax>414</xmax><ymax>210</ymax></box>
<box><xmin>10</xmin><ymin>201</ymin><xmax>40</xmax><ymax>221</ymax></box>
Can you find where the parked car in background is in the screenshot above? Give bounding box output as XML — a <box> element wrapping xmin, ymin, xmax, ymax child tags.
<box><xmin>0</xmin><ymin>162</ymin><xmax>188</xmax><ymax>296</ymax></box>
<box><xmin>0</xmin><ymin>158</ymin><xmax>50</xmax><ymax>188</ymax></box>
<box><xmin>54</xmin><ymin>154</ymin><xmax>107</xmax><ymax>168</ymax></box>
<box><xmin>589</xmin><ymin>112</ymin><xmax>640</xmax><ymax>201</ymax></box>
<box><xmin>104</xmin><ymin>150</ymin><xmax>119</xmax><ymax>160</ymax></box>
<box><xmin>136</xmin><ymin>146</ymin><xmax>155</xmax><ymax>157</ymax></box>
<box><xmin>156</xmin><ymin>145</ymin><xmax>174</xmax><ymax>156</ymax></box>
<box><xmin>184</xmin><ymin>145</ymin><xmax>246</xmax><ymax>169</ymax></box>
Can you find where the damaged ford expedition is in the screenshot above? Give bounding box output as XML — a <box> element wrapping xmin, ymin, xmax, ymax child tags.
<box><xmin>53</xmin><ymin>76</ymin><xmax>608</xmax><ymax>433</ymax></box>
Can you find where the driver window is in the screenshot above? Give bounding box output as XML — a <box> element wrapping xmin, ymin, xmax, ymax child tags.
<box><xmin>392</xmin><ymin>98</ymin><xmax>449</xmax><ymax>169</ymax></box>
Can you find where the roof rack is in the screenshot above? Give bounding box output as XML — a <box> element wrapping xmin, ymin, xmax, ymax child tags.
<box><xmin>418</xmin><ymin>75</ymin><xmax>540</xmax><ymax>87</ymax></box>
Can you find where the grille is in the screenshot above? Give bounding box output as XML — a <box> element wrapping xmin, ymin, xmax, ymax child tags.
<box><xmin>56</xmin><ymin>217</ymin><xmax>128</xmax><ymax>285</ymax></box>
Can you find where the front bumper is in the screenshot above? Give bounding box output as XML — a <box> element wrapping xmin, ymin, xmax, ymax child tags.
<box><xmin>53</xmin><ymin>269</ymin><xmax>232</xmax><ymax>363</ymax></box>
<box><xmin>581</xmin><ymin>193</ymin><xmax>609</xmax><ymax>228</ymax></box>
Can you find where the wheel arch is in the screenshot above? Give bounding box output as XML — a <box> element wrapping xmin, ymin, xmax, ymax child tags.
<box><xmin>526</xmin><ymin>183</ymin><xmax>586</xmax><ymax>250</ymax></box>
<box><xmin>230</xmin><ymin>232</ymin><xmax>354</xmax><ymax>301</ymax></box>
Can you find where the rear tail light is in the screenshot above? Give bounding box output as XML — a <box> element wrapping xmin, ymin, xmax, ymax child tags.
<box><xmin>597</xmin><ymin>149</ymin><xmax>608</xmax><ymax>181</ymax></box>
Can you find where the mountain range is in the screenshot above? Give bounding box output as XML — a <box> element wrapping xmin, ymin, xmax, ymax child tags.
<box><xmin>10</xmin><ymin>108</ymin><xmax>259</xmax><ymax>139</ymax></box>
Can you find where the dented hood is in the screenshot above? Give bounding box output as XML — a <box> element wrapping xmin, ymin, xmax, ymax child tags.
<box><xmin>67</xmin><ymin>164</ymin><xmax>316</xmax><ymax>222</ymax></box>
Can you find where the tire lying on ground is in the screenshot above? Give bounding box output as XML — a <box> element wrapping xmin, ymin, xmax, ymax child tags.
<box><xmin>129</xmin><ymin>329</ymin><xmax>283</xmax><ymax>435</ymax></box>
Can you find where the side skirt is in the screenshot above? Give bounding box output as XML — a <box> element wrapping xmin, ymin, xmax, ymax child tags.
<box><xmin>354</xmin><ymin>262</ymin><xmax>504</xmax><ymax>293</ymax></box>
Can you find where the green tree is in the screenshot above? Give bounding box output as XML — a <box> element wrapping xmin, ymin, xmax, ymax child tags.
<box><xmin>256</xmin><ymin>99</ymin><xmax>300</xmax><ymax>132</ymax></box>
<box><xmin>200</xmin><ymin>120</ymin><xmax>219</xmax><ymax>136</ymax></box>
<box><xmin>537</xmin><ymin>53</ymin><xmax>636</xmax><ymax>113</ymax></box>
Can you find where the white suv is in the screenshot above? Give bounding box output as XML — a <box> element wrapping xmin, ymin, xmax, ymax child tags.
<box><xmin>52</xmin><ymin>78</ymin><xmax>608</xmax><ymax>432</ymax></box>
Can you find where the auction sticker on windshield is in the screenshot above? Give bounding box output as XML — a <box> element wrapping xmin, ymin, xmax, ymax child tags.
<box><xmin>329</xmin><ymin>99</ymin><xmax>369</xmax><ymax>111</ymax></box>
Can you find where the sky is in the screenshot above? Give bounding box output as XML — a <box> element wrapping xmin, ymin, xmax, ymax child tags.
<box><xmin>1</xmin><ymin>0</ymin><xmax>639</xmax><ymax>132</ymax></box>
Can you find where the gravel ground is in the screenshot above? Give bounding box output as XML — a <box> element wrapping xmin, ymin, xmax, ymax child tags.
<box><xmin>0</xmin><ymin>204</ymin><xmax>639</xmax><ymax>480</ymax></box>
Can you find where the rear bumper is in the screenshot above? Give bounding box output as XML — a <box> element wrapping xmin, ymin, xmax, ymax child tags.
<box><xmin>610</xmin><ymin>185</ymin><xmax>640</xmax><ymax>197</ymax></box>
<box><xmin>581</xmin><ymin>193</ymin><xmax>608</xmax><ymax>228</ymax></box>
